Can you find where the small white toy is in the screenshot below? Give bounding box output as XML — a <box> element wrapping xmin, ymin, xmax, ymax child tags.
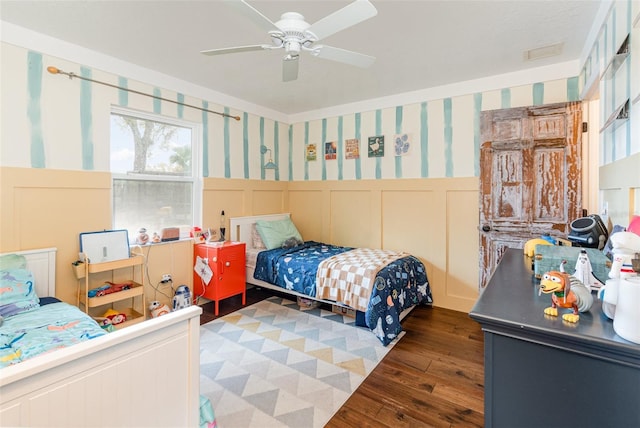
<box><xmin>172</xmin><ymin>285</ymin><xmax>192</xmax><ymax>311</ymax></box>
<box><xmin>149</xmin><ymin>300</ymin><xmax>171</xmax><ymax>318</ymax></box>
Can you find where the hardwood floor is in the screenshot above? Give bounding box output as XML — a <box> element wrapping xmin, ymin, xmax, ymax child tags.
<box><xmin>199</xmin><ymin>287</ymin><xmax>485</xmax><ymax>427</ymax></box>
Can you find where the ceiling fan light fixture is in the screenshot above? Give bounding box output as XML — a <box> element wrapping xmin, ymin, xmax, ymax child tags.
<box><xmin>204</xmin><ymin>0</ymin><xmax>378</xmax><ymax>82</ymax></box>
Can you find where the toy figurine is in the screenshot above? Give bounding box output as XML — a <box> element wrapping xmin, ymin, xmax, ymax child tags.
<box><xmin>539</xmin><ymin>261</ymin><xmax>593</xmax><ymax>323</ymax></box>
<box><xmin>136</xmin><ymin>228</ymin><xmax>150</xmax><ymax>245</ymax></box>
<box><xmin>152</xmin><ymin>232</ymin><xmax>161</xmax><ymax>243</ymax></box>
<box><xmin>102</xmin><ymin>308</ymin><xmax>127</xmax><ymax>325</ymax></box>
<box><xmin>149</xmin><ymin>300</ymin><xmax>171</xmax><ymax>318</ymax></box>
<box><xmin>172</xmin><ymin>285</ymin><xmax>192</xmax><ymax>311</ymax></box>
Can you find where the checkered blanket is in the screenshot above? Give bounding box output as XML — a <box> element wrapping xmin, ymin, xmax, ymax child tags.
<box><xmin>315</xmin><ymin>248</ymin><xmax>409</xmax><ymax>312</ymax></box>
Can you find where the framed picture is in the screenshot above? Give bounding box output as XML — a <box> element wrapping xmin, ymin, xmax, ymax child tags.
<box><xmin>345</xmin><ymin>138</ymin><xmax>360</xmax><ymax>159</ymax></box>
<box><xmin>306</xmin><ymin>144</ymin><xmax>317</xmax><ymax>161</ymax></box>
<box><xmin>368</xmin><ymin>135</ymin><xmax>384</xmax><ymax>157</ymax></box>
<box><xmin>394</xmin><ymin>133</ymin><xmax>412</xmax><ymax>156</ymax></box>
<box><xmin>325</xmin><ymin>141</ymin><xmax>337</xmax><ymax>160</ymax></box>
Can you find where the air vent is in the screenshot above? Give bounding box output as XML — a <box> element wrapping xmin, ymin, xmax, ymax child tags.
<box><xmin>523</xmin><ymin>43</ymin><xmax>564</xmax><ymax>61</ymax></box>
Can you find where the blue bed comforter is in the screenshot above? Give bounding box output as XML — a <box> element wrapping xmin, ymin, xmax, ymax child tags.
<box><xmin>254</xmin><ymin>241</ymin><xmax>432</xmax><ymax>345</ymax></box>
<box><xmin>0</xmin><ymin>302</ymin><xmax>107</xmax><ymax>367</ymax></box>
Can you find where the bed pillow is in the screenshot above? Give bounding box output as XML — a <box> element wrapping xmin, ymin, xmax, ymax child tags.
<box><xmin>0</xmin><ymin>254</ymin><xmax>27</xmax><ymax>271</ymax></box>
<box><xmin>255</xmin><ymin>218</ymin><xmax>303</xmax><ymax>250</ymax></box>
<box><xmin>0</xmin><ymin>268</ymin><xmax>40</xmax><ymax>317</ymax></box>
<box><xmin>251</xmin><ymin>224</ymin><xmax>267</xmax><ymax>250</ymax></box>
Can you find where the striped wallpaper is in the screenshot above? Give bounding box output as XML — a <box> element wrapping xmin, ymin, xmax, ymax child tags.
<box><xmin>16</xmin><ymin>46</ymin><xmax>582</xmax><ymax>181</ymax></box>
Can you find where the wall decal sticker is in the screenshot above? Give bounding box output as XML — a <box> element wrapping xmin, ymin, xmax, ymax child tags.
<box><xmin>394</xmin><ymin>133</ymin><xmax>411</xmax><ymax>156</ymax></box>
<box><xmin>306</xmin><ymin>143</ymin><xmax>317</xmax><ymax>161</ymax></box>
<box><xmin>368</xmin><ymin>135</ymin><xmax>384</xmax><ymax>157</ymax></box>
<box><xmin>345</xmin><ymin>138</ymin><xmax>360</xmax><ymax>159</ymax></box>
<box><xmin>325</xmin><ymin>141</ymin><xmax>337</xmax><ymax>160</ymax></box>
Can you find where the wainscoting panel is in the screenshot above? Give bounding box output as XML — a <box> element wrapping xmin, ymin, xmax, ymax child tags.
<box><xmin>330</xmin><ymin>190</ymin><xmax>373</xmax><ymax>248</ymax></box>
<box><xmin>288</xmin><ymin>178</ymin><xmax>479</xmax><ymax>312</ymax></box>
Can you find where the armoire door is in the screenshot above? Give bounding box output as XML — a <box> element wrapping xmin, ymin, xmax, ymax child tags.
<box><xmin>479</xmin><ymin>102</ymin><xmax>583</xmax><ymax>288</ymax></box>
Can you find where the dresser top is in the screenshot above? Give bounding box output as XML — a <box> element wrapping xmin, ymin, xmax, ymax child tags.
<box><xmin>470</xmin><ymin>248</ymin><xmax>639</xmax><ymax>364</ymax></box>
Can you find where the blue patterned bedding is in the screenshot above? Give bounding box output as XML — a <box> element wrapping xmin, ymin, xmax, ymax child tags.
<box><xmin>253</xmin><ymin>241</ymin><xmax>432</xmax><ymax>345</ymax></box>
<box><xmin>0</xmin><ymin>302</ymin><xmax>107</xmax><ymax>367</ymax></box>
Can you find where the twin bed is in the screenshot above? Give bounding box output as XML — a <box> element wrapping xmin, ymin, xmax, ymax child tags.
<box><xmin>230</xmin><ymin>213</ymin><xmax>433</xmax><ymax>345</ymax></box>
<box><xmin>0</xmin><ymin>247</ymin><xmax>202</xmax><ymax>427</ymax></box>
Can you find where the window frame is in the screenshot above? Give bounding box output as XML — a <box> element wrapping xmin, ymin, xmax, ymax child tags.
<box><xmin>110</xmin><ymin>106</ymin><xmax>203</xmax><ymax>237</ymax></box>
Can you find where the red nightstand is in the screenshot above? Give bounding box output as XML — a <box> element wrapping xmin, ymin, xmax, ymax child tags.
<box><xmin>193</xmin><ymin>241</ymin><xmax>246</xmax><ymax>315</ymax></box>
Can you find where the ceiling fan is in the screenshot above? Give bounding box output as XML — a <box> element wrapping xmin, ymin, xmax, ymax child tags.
<box><xmin>201</xmin><ymin>0</ymin><xmax>378</xmax><ymax>82</ymax></box>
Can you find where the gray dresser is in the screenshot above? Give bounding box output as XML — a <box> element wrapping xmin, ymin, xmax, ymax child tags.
<box><xmin>470</xmin><ymin>248</ymin><xmax>640</xmax><ymax>428</ymax></box>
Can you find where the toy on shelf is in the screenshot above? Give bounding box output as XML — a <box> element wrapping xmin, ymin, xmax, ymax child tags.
<box><xmin>88</xmin><ymin>282</ymin><xmax>132</xmax><ymax>297</ymax></box>
<box><xmin>102</xmin><ymin>308</ymin><xmax>127</xmax><ymax>325</ymax></box>
<box><xmin>136</xmin><ymin>227</ymin><xmax>150</xmax><ymax>245</ymax></box>
<box><xmin>539</xmin><ymin>260</ymin><xmax>593</xmax><ymax>323</ymax></box>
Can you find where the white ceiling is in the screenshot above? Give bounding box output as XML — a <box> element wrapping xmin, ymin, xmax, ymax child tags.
<box><xmin>1</xmin><ymin>0</ymin><xmax>603</xmax><ymax>116</ymax></box>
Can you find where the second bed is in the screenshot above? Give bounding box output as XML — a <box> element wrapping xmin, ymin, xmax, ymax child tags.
<box><xmin>230</xmin><ymin>213</ymin><xmax>433</xmax><ymax>345</ymax></box>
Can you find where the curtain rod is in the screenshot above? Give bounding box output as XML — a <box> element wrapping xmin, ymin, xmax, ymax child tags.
<box><xmin>46</xmin><ymin>66</ymin><xmax>241</xmax><ymax>121</ymax></box>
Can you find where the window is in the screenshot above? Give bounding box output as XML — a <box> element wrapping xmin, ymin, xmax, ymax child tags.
<box><xmin>110</xmin><ymin>108</ymin><xmax>201</xmax><ymax>242</ymax></box>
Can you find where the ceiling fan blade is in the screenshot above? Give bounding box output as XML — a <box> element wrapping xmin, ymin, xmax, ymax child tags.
<box><xmin>282</xmin><ymin>57</ymin><xmax>299</xmax><ymax>82</ymax></box>
<box><xmin>312</xmin><ymin>45</ymin><xmax>375</xmax><ymax>68</ymax></box>
<box><xmin>201</xmin><ymin>45</ymin><xmax>267</xmax><ymax>56</ymax></box>
<box><xmin>224</xmin><ymin>0</ymin><xmax>280</xmax><ymax>32</ymax></box>
<box><xmin>307</xmin><ymin>0</ymin><xmax>377</xmax><ymax>41</ymax></box>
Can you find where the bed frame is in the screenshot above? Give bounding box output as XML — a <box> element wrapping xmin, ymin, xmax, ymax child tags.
<box><xmin>229</xmin><ymin>213</ymin><xmax>335</xmax><ymax>303</ymax></box>
<box><xmin>230</xmin><ymin>214</ymin><xmax>415</xmax><ymax>320</ymax></box>
<box><xmin>0</xmin><ymin>248</ymin><xmax>203</xmax><ymax>427</ymax></box>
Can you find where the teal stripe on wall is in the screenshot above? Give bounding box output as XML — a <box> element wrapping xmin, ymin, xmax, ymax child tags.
<box><xmin>118</xmin><ymin>77</ymin><xmax>128</xmax><ymax>106</ymax></box>
<box><xmin>420</xmin><ymin>102</ymin><xmax>428</xmax><ymax>178</ymax></box>
<box><xmin>260</xmin><ymin>117</ymin><xmax>265</xmax><ymax>180</ymax></box>
<box><xmin>243</xmin><ymin>112</ymin><xmax>249</xmax><ymax>179</ymax></box>
<box><xmin>27</xmin><ymin>51</ymin><xmax>45</xmax><ymax>168</ymax></box>
<box><xmin>625</xmin><ymin>0</ymin><xmax>632</xmax><ymax>156</ymax></box>
<box><xmin>611</xmin><ymin>12</ymin><xmax>618</xmax><ymax>161</ymax></box>
<box><xmin>567</xmin><ymin>77</ymin><xmax>579</xmax><ymax>101</ymax></box>
<box><xmin>443</xmin><ymin>98</ymin><xmax>453</xmax><ymax>177</ymax></box>
<box><xmin>355</xmin><ymin>113</ymin><xmax>362</xmax><ymax>180</ymax></box>
<box><xmin>202</xmin><ymin>101</ymin><xmax>209</xmax><ymax>177</ymax></box>
<box><xmin>533</xmin><ymin>83</ymin><xmax>544</xmax><ymax>105</ymax></box>
<box><xmin>473</xmin><ymin>93</ymin><xmax>482</xmax><ymax>177</ymax></box>
<box><xmin>304</xmin><ymin>122</ymin><xmax>309</xmax><ymax>181</ymax></box>
<box><xmin>288</xmin><ymin>125</ymin><xmax>293</xmax><ymax>181</ymax></box>
<box><xmin>337</xmin><ymin>116</ymin><xmax>343</xmax><ymax>180</ymax></box>
<box><xmin>274</xmin><ymin>121</ymin><xmax>280</xmax><ymax>181</ymax></box>
<box><xmin>80</xmin><ymin>67</ymin><xmax>94</xmax><ymax>170</ymax></box>
<box><xmin>153</xmin><ymin>88</ymin><xmax>161</xmax><ymax>114</ymax></box>
<box><xmin>395</xmin><ymin>106</ymin><xmax>403</xmax><ymax>178</ymax></box>
<box><xmin>177</xmin><ymin>93</ymin><xmax>184</xmax><ymax>118</ymax></box>
<box><xmin>322</xmin><ymin>118</ymin><xmax>327</xmax><ymax>181</ymax></box>
<box><xmin>501</xmin><ymin>88</ymin><xmax>511</xmax><ymax>108</ymax></box>
<box><xmin>375</xmin><ymin>109</ymin><xmax>382</xmax><ymax>179</ymax></box>
<box><xmin>224</xmin><ymin>107</ymin><xmax>230</xmax><ymax>178</ymax></box>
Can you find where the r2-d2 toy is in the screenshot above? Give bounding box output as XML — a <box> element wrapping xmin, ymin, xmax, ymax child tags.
<box><xmin>172</xmin><ymin>285</ymin><xmax>192</xmax><ymax>311</ymax></box>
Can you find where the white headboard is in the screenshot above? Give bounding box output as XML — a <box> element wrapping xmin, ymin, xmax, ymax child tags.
<box><xmin>230</xmin><ymin>213</ymin><xmax>291</xmax><ymax>250</ymax></box>
<box><xmin>1</xmin><ymin>247</ymin><xmax>57</xmax><ymax>297</ymax></box>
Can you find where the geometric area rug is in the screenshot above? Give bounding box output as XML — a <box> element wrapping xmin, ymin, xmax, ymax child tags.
<box><xmin>199</xmin><ymin>296</ymin><xmax>402</xmax><ymax>427</ymax></box>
